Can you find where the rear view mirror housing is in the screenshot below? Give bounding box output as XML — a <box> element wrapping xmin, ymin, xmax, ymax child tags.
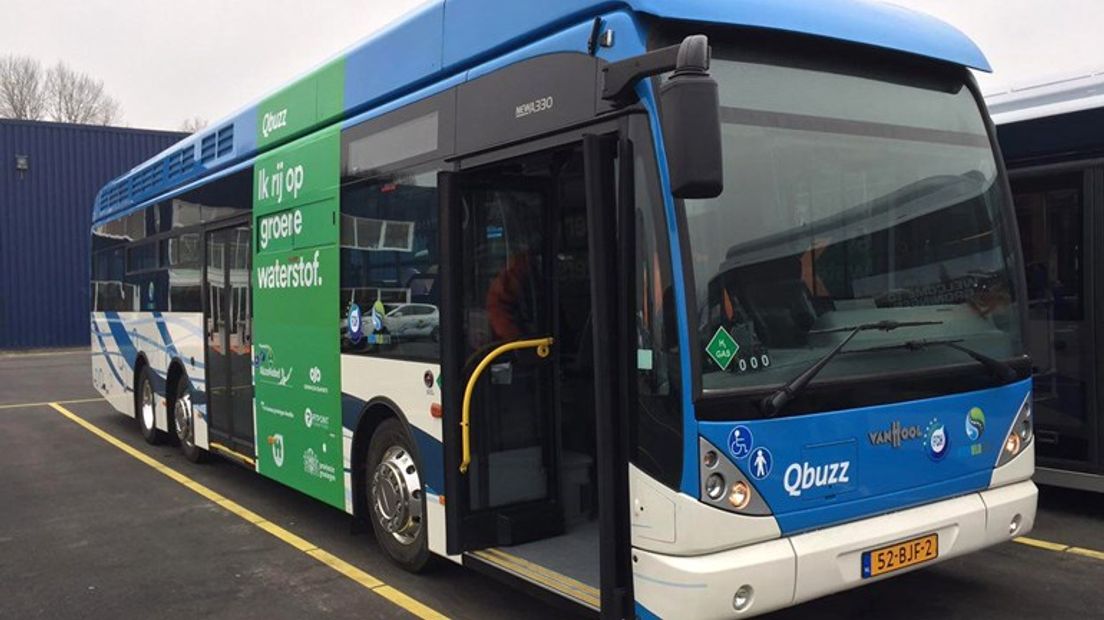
<box><xmin>602</xmin><ymin>34</ymin><xmax>724</xmax><ymax>200</ymax></box>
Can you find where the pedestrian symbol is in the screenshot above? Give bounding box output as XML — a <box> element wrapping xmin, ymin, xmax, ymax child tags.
<box><xmin>728</xmin><ymin>425</ymin><xmax>754</xmax><ymax>460</ymax></box>
<box><xmin>750</xmin><ymin>447</ymin><xmax>772</xmax><ymax>480</ymax></box>
<box><xmin>706</xmin><ymin>327</ymin><xmax>740</xmax><ymax>371</ymax></box>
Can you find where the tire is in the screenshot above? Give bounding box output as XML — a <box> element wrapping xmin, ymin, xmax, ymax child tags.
<box><xmin>135</xmin><ymin>366</ymin><xmax>167</xmax><ymax>445</ymax></box>
<box><xmin>366</xmin><ymin>418</ymin><xmax>430</xmax><ymax>572</ymax></box>
<box><xmin>170</xmin><ymin>377</ymin><xmax>207</xmax><ymax>463</ymax></box>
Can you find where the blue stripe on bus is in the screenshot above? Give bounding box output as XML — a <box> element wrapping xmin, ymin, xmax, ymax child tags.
<box><xmin>152</xmin><ymin>311</ymin><xmax>182</xmax><ymax>360</ymax></box>
<box><xmin>341</xmin><ymin>392</ymin><xmax>445</xmax><ymax>495</ymax></box>
<box><xmin>104</xmin><ymin>311</ymin><xmax>139</xmax><ymax>368</ymax></box>
<box><xmin>91</xmin><ymin>317</ymin><xmax>130</xmax><ymax>392</ymax></box>
<box><xmin>94</xmin><ymin>314</ymin><xmax>207</xmax><ymax>390</ymax></box>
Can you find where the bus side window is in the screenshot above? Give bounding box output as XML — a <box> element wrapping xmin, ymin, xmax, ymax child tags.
<box><xmin>339</xmin><ymin>168</ymin><xmax>441</xmax><ymax>361</ymax></box>
<box><xmin>631</xmin><ymin>118</ymin><xmax>683</xmax><ymax>491</ymax></box>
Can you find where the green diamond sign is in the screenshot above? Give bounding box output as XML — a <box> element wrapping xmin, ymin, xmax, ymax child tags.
<box><xmin>706</xmin><ymin>327</ymin><xmax>740</xmax><ymax>371</ymax></box>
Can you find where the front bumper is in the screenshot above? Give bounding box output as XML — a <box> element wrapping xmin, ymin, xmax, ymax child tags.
<box><xmin>632</xmin><ymin>480</ymin><xmax>1037</xmax><ymax>619</ymax></box>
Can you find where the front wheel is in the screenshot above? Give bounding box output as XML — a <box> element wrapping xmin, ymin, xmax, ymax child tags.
<box><xmin>366</xmin><ymin>418</ymin><xmax>430</xmax><ymax>572</ymax></box>
<box><xmin>171</xmin><ymin>378</ymin><xmax>207</xmax><ymax>463</ymax></box>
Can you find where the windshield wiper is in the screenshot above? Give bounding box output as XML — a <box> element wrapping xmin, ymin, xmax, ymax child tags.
<box><xmin>844</xmin><ymin>338</ymin><xmax>1018</xmax><ymax>382</ymax></box>
<box><xmin>760</xmin><ymin>320</ymin><xmax>943</xmax><ymax>417</ymax></box>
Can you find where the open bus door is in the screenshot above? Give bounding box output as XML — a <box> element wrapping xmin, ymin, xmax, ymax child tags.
<box><xmin>439</xmin><ymin>132</ymin><xmax>633</xmax><ymax>617</ymax></box>
<box><xmin>203</xmin><ymin>220</ymin><xmax>256</xmax><ymax>461</ymax></box>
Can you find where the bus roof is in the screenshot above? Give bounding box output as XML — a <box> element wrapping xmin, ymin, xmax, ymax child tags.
<box><xmin>986</xmin><ymin>71</ymin><xmax>1104</xmax><ymax>125</ymax></box>
<box><xmin>93</xmin><ymin>0</ymin><xmax>988</xmax><ymax>226</ymax></box>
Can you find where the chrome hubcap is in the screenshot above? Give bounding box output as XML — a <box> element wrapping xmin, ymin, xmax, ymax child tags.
<box><xmin>174</xmin><ymin>396</ymin><xmax>193</xmax><ymax>447</ymax></box>
<box><xmin>371</xmin><ymin>445</ymin><xmax>422</xmax><ymax>545</ymax></box>
<box><xmin>140</xmin><ymin>380</ymin><xmax>155</xmax><ymax>431</ymax></box>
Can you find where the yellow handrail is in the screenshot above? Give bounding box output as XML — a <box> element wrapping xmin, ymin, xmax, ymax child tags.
<box><xmin>460</xmin><ymin>336</ymin><xmax>553</xmax><ymax>474</ymax></box>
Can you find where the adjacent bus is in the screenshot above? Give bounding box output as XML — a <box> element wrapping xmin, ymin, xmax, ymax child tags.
<box><xmin>988</xmin><ymin>73</ymin><xmax>1104</xmax><ymax>492</ymax></box>
<box><xmin>90</xmin><ymin>2</ymin><xmax>1038</xmax><ymax>617</ymax></box>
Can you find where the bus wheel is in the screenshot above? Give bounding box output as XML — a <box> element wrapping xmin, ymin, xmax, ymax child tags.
<box><xmin>136</xmin><ymin>367</ymin><xmax>166</xmax><ymax>445</ymax></box>
<box><xmin>366</xmin><ymin>418</ymin><xmax>430</xmax><ymax>572</ymax></box>
<box><xmin>171</xmin><ymin>379</ymin><xmax>206</xmax><ymax>463</ymax></box>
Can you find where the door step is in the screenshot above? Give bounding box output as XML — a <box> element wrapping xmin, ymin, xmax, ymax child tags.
<box><xmin>209</xmin><ymin>441</ymin><xmax>255</xmax><ymax>468</ymax></box>
<box><xmin>469</xmin><ymin>547</ymin><xmax>600</xmax><ymax>610</ymax></box>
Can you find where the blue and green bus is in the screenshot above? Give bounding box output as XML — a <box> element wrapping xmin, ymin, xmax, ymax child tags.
<box><xmin>90</xmin><ymin>1</ymin><xmax>1037</xmax><ymax>617</ymax></box>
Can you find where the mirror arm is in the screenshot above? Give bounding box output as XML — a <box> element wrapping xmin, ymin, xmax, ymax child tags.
<box><xmin>601</xmin><ymin>35</ymin><xmax>711</xmax><ymax>107</ymax></box>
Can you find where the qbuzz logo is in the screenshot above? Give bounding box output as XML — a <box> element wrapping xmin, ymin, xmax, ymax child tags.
<box><xmin>782</xmin><ymin>459</ymin><xmax>851</xmax><ymax>497</ymax></box>
<box><xmin>261</xmin><ymin>108</ymin><xmax>288</xmax><ymax>138</ymax></box>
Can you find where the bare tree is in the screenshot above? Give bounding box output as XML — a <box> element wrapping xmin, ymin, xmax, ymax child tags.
<box><xmin>179</xmin><ymin>116</ymin><xmax>208</xmax><ymax>133</ymax></box>
<box><xmin>44</xmin><ymin>62</ymin><xmax>121</xmax><ymax>125</ymax></box>
<box><xmin>0</xmin><ymin>55</ymin><xmax>47</xmax><ymax>120</ymax></box>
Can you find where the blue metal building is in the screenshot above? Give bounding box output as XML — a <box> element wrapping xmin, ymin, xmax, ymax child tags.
<box><xmin>0</xmin><ymin>119</ymin><xmax>186</xmax><ymax>349</ymax></box>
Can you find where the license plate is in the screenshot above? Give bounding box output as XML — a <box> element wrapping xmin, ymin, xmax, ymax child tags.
<box><xmin>861</xmin><ymin>533</ymin><xmax>939</xmax><ymax>578</ymax></box>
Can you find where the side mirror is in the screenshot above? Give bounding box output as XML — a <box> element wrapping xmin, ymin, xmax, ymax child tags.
<box><xmin>659</xmin><ymin>36</ymin><xmax>723</xmax><ymax>199</ymax></box>
<box><xmin>601</xmin><ymin>35</ymin><xmax>724</xmax><ymax>200</ymax></box>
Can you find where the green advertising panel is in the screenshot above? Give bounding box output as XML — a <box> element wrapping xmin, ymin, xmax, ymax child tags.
<box><xmin>252</xmin><ymin>125</ymin><xmax>344</xmax><ymax>509</ymax></box>
<box><xmin>257</xmin><ymin>59</ymin><xmax>345</xmax><ymax>150</ymax></box>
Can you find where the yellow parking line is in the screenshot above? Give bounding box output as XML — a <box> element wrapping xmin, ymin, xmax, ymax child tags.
<box><xmin>1067</xmin><ymin>547</ymin><xmax>1104</xmax><ymax>562</ymax></box>
<box><xmin>1014</xmin><ymin>536</ymin><xmax>1069</xmax><ymax>552</ymax></box>
<box><xmin>0</xmin><ymin>396</ymin><xmax>104</xmax><ymax>410</ymax></box>
<box><xmin>47</xmin><ymin>402</ymin><xmax>449</xmax><ymax>620</ymax></box>
<box><xmin>1015</xmin><ymin>536</ymin><xmax>1104</xmax><ymax>562</ymax></box>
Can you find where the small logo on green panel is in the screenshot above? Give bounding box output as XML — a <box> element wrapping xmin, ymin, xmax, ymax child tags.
<box><xmin>706</xmin><ymin>327</ymin><xmax>740</xmax><ymax>371</ymax></box>
<box><xmin>271</xmin><ymin>434</ymin><xmax>285</xmax><ymax>468</ymax></box>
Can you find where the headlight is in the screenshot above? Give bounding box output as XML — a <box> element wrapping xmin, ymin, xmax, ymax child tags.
<box><xmin>728</xmin><ymin>481</ymin><xmax>751</xmax><ymax>510</ymax></box>
<box><xmin>706</xmin><ymin>473</ymin><xmax>726</xmax><ymax>500</ymax></box>
<box><xmin>699</xmin><ymin>437</ymin><xmax>772</xmax><ymax>516</ymax></box>
<box><xmin>996</xmin><ymin>392</ymin><xmax>1033</xmax><ymax>467</ymax></box>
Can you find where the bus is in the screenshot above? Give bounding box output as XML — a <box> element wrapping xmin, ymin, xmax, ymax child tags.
<box><xmin>90</xmin><ymin>2</ymin><xmax>1038</xmax><ymax>617</ymax></box>
<box><xmin>988</xmin><ymin>73</ymin><xmax>1104</xmax><ymax>492</ymax></box>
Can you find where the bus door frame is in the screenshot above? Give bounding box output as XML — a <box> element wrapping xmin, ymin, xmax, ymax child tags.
<box><xmin>438</xmin><ymin>119</ymin><xmax>635</xmax><ymax>617</ymax></box>
<box><xmin>1011</xmin><ymin>161</ymin><xmax>1104</xmax><ymax>480</ymax></box>
<box><xmin>202</xmin><ymin>216</ymin><xmax>255</xmax><ymax>457</ymax></box>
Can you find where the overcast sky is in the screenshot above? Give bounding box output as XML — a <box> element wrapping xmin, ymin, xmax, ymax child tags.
<box><xmin>3</xmin><ymin>0</ymin><xmax>1102</xmax><ymax>131</ymax></box>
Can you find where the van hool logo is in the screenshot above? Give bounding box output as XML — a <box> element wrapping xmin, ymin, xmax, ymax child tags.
<box><xmin>868</xmin><ymin>420</ymin><xmax>924</xmax><ymax>448</ymax></box>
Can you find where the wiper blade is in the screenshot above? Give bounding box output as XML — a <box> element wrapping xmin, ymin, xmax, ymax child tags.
<box><xmin>808</xmin><ymin>319</ymin><xmax>943</xmax><ymax>336</ymax></box>
<box><xmin>845</xmin><ymin>338</ymin><xmax>1018</xmax><ymax>382</ymax></box>
<box><xmin>761</xmin><ymin>320</ymin><xmax>943</xmax><ymax>417</ymax></box>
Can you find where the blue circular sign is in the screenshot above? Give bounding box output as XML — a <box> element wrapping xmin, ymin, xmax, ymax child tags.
<box><xmin>749</xmin><ymin>447</ymin><xmax>773</xmax><ymax>480</ymax></box>
<box><xmin>727</xmin><ymin>425</ymin><xmax>754</xmax><ymax>460</ymax></box>
<box><xmin>348</xmin><ymin>303</ymin><xmax>363</xmax><ymax>343</ymax></box>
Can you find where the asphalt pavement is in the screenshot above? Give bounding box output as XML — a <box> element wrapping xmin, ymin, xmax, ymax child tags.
<box><xmin>1</xmin><ymin>350</ymin><xmax>1102</xmax><ymax>619</ymax></box>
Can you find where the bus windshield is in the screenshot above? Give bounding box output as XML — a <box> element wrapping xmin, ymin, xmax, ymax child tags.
<box><xmin>684</xmin><ymin>54</ymin><xmax>1024</xmax><ymax>394</ymax></box>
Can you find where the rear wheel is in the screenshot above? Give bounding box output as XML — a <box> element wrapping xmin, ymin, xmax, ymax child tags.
<box><xmin>366</xmin><ymin>418</ymin><xmax>430</xmax><ymax>572</ymax></box>
<box><xmin>136</xmin><ymin>367</ymin><xmax>167</xmax><ymax>445</ymax></box>
<box><xmin>171</xmin><ymin>378</ymin><xmax>207</xmax><ymax>463</ymax></box>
